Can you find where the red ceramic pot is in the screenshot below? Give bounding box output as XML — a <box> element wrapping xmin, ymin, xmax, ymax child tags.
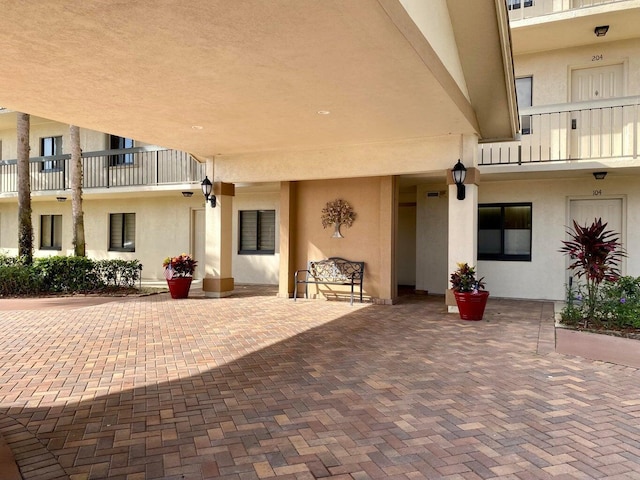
<box><xmin>453</xmin><ymin>290</ymin><xmax>490</xmax><ymax>321</ymax></box>
<box><xmin>166</xmin><ymin>276</ymin><xmax>192</xmax><ymax>299</ymax></box>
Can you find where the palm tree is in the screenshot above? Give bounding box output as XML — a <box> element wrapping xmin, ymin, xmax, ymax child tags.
<box><xmin>69</xmin><ymin>125</ymin><xmax>86</xmax><ymax>256</ymax></box>
<box><xmin>17</xmin><ymin>113</ymin><xmax>33</xmax><ymax>263</ymax></box>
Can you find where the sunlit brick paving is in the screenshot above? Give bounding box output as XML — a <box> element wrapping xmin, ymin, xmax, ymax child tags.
<box><xmin>1</xmin><ymin>286</ymin><xmax>640</xmax><ymax>479</ymax></box>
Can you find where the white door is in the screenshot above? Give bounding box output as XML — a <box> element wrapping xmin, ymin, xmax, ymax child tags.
<box><xmin>192</xmin><ymin>209</ymin><xmax>206</xmax><ymax>280</ymax></box>
<box><xmin>570</xmin><ymin>63</ymin><xmax>624</xmax><ymax>159</ymax></box>
<box><xmin>567</xmin><ymin>198</ymin><xmax>624</xmax><ymax>280</ymax></box>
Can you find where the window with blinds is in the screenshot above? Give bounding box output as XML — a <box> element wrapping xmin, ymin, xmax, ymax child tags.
<box><xmin>239</xmin><ymin>210</ymin><xmax>275</xmax><ymax>254</ymax></box>
<box><xmin>109</xmin><ymin>213</ymin><xmax>136</xmax><ymax>252</ymax></box>
<box><xmin>40</xmin><ymin>214</ymin><xmax>62</xmax><ymax>250</ymax></box>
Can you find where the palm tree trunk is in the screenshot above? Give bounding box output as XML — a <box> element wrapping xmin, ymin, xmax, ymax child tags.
<box><xmin>70</xmin><ymin>125</ymin><xmax>86</xmax><ymax>257</ymax></box>
<box><xmin>17</xmin><ymin>113</ymin><xmax>33</xmax><ymax>264</ymax></box>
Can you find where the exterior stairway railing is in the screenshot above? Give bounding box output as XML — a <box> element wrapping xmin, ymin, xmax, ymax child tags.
<box><xmin>479</xmin><ymin>96</ymin><xmax>640</xmax><ymax>165</ymax></box>
<box><xmin>0</xmin><ymin>146</ymin><xmax>205</xmax><ymax>193</ymax></box>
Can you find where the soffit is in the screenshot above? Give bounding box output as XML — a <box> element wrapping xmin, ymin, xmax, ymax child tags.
<box><xmin>0</xmin><ymin>0</ymin><xmax>513</xmax><ymax>157</ymax></box>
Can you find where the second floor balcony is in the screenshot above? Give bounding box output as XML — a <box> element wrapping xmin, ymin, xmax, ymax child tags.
<box><xmin>507</xmin><ymin>0</ymin><xmax>627</xmax><ymax>21</ymax></box>
<box><xmin>0</xmin><ymin>146</ymin><xmax>205</xmax><ymax>195</ymax></box>
<box><xmin>479</xmin><ymin>95</ymin><xmax>640</xmax><ymax>166</ymax></box>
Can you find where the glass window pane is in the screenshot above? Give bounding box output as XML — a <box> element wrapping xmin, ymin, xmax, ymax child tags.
<box><xmin>258</xmin><ymin>210</ymin><xmax>276</xmax><ymax>251</ymax></box>
<box><xmin>504</xmin><ymin>205</ymin><xmax>531</xmax><ymax>229</ymax></box>
<box><xmin>53</xmin><ymin>215</ymin><xmax>62</xmax><ymax>247</ymax></box>
<box><xmin>124</xmin><ymin>213</ymin><xmax>136</xmax><ymax>249</ymax></box>
<box><xmin>41</xmin><ymin>216</ymin><xmax>52</xmax><ymax>248</ymax></box>
<box><xmin>515</xmin><ymin>77</ymin><xmax>532</xmax><ymax>108</ymax></box>
<box><xmin>110</xmin><ymin>214</ymin><xmax>122</xmax><ymax>249</ymax></box>
<box><xmin>479</xmin><ymin>206</ymin><xmax>501</xmax><ymax>229</ymax></box>
<box><xmin>478</xmin><ymin>230</ymin><xmax>501</xmax><ymax>255</ymax></box>
<box><xmin>240</xmin><ymin>211</ymin><xmax>258</xmax><ymax>251</ymax></box>
<box><xmin>505</xmin><ymin>230</ymin><xmax>531</xmax><ymax>255</ymax></box>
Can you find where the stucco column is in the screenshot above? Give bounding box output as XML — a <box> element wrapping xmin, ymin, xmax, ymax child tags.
<box><xmin>446</xmin><ymin>163</ymin><xmax>479</xmax><ymax>312</ymax></box>
<box><xmin>203</xmin><ymin>181</ymin><xmax>235</xmax><ymax>298</ymax></box>
<box><xmin>278</xmin><ymin>181</ymin><xmax>297</xmax><ymax>298</ymax></box>
<box><xmin>377</xmin><ymin>176</ymin><xmax>398</xmax><ymax>304</ymax></box>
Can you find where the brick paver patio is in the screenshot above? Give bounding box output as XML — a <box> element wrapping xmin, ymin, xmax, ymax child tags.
<box><xmin>1</xmin><ymin>286</ymin><xmax>640</xmax><ymax>479</ymax></box>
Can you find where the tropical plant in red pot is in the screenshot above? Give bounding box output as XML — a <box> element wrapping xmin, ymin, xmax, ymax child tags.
<box><xmin>163</xmin><ymin>253</ymin><xmax>197</xmax><ymax>299</ymax></box>
<box><xmin>450</xmin><ymin>262</ymin><xmax>489</xmax><ymax>321</ymax></box>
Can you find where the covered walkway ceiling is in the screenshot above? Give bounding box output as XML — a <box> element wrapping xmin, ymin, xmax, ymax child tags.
<box><xmin>0</xmin><ymin>1</ymin><xmax>516</xmax><ymax>157</ymax></box>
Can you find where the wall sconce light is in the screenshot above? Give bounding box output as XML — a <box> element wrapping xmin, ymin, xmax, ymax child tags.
<box><xmin>56</xmin><ymin>196</ymin><xmax>67</xmax><ymax>202</ymax></box>
<box><xmin>452</xmin><ymin>159</ymin><xmax>467</xmax><ymax>200</ymax></box>
<box><xmin>593</xmin><ymin>171</ymin><xmax>607</xmax><ymax>180</ymax></box>
<box><xmin>201</xmin><ymin>176</ymin><xmax>216</xmax><ymax>207</ymax></box>
<box><xmin>182</xmin><ymin>191</ymin><xmax>193</xmax><ymax>197</ymax></box>
<box><xmin>594</xmin><ymin>25</ymin><xmax>609</xmax><ymax>37</ymax></box>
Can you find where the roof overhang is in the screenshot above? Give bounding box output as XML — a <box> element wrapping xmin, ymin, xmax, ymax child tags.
<box><xmin>0</xmin><ymin>0</ymin><xmax>517</xmax><ymax>157</ymax></box>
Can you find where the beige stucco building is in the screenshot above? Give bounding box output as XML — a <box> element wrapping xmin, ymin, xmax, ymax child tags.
<box><xmin>7</xmin><ymin>1</ymin><xmax>636</xmax><ymax>305</ymax></box>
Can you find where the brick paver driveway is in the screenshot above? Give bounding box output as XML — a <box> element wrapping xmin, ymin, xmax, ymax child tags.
<box><xmin>1</xmin><ymin>286</ymin><xmax>640</xmax><ymax>479</ymax></box>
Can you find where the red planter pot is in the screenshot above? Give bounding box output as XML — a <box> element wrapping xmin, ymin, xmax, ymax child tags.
<box><xmin>166</xmin><ymin>277</ymin><xmax>193</xmax><ymax>299</ymax></box>
<box><xmin>454</xmin><ymin>291</ymin><xmax>490</xmax><ymax>321</ymax></box>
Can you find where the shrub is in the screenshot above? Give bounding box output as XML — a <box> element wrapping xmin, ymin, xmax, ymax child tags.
<box><xmin>0</xmin><ymin>256</ymin><xmax>142</xmax><ymax>296</ymax></box>
<box><xmin>561</xmin><ymin>275</ymin><xmax>640</xmax><ymax>330</ymax></box>
<box><xmin>95</xmin><ymin>259</ymin><xmax>142</xmax><ymax>288</ymax></box>
<box><xmin>35</xmin><ymin>256</ymin><xmax>103</xmax><ymax>292</ymax></box>
<box><xmin>560</xmin><ymin>218</ymin><xmax>625</xmax><ymax>321</ymax></box>
<box><xmin>0</xmin><ymin>264</ymin><xmax>44</xmax><ymax>296</ymax></box>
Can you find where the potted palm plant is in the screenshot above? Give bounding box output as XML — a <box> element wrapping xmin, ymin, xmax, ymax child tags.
<box><xmin>450</xmin><ymin>262</ymin><xmax>489</xmax><ymax>321</ymax></box>
<box><xmin>163</xmin><ymin>253</ymin><xmax>197</xmax><ymax>299</ymax></box>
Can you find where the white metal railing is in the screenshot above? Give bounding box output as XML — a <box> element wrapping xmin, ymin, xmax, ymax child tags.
<box><xmin>507</xmin><ymin>0</ymin><xmax>627</xmax><ymax>21</ymax></box>
<box><xmin>479</xmin><ymin>96</ymin><xmax>640</xmax><ymax>165</ymax></box>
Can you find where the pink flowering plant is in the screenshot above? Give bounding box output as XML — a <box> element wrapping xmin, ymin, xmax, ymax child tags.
<box><xmin>163</xmin><ymin>253</ymin><xmax>197</xmax><ymax>278</ymax></box>
<box><xmin>321</xmin><ymin>199</ymin><xmax>356</xmax><ymax>229</ymax></box>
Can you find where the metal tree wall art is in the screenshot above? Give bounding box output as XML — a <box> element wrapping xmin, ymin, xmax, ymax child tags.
<box><xmin>321</xmin><ymin>199</ymin><xmax>356</xmax><ymax>238</ymax></box>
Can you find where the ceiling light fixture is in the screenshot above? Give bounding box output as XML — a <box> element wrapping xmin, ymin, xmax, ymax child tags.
<box><xmin>594</xmin><ymin>25</ymin><xmax>609</xmax><ymax>37</ymax></box>
<box><xmin>593</xmin><ymin>171</ymin><xmax>607</xmax><ymax>180</ymax></box>
<box><xmin>317</xmin><ymin>110</ymin><xmax>331</xmax><ymax>115</ymax></box>
<box><xmin>191</xmin><ymin>125</ymin><xmax>204</xmax><ymax>130</ymax></box>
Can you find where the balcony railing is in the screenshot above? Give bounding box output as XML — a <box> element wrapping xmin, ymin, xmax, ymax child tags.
<box><xmin>507</xmin><ymin>0</ymin><xmax>627</xmax><ymax>21</ymax></box>
<box><xmin>0</xmin><ymin>146</ymin><xmax>205</xmax><ymax>193</ymax></box>
<box><xmin>479</xmin><ymin>96</ymin><xmax>640</xmax><ymax>165</ymax></box>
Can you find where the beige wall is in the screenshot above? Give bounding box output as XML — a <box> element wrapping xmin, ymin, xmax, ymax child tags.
<box><xmin>214</xmin><ymin>136</ymin><xmax>460</xmax><ymax>183</ymax></box>
<box><xmin>515</xmin><ymin>38</ymin><xmax>640</xmax><ymax>105</ymax></box>
<box><xmin>0</xmin><ymin>121</ymin><xmax>113</xmax><ymax>160</ymax></box>
<box><xmin>232</xmin><ymin>191</ymin><xmax>280</xmax><ymax>285</ymax></box>
<box><xmin>292</xmin><ymin>176</ymin><xmax>395</xmax><ymax>302</ymax></box>
<box><xmin>0</xmin><ymin>193</ymin><xmax>204</xmax><ymax>279</ymax></box>
<box><xmin>479</xmin><ymin>175</ymin><xmax>640</xmax><ymax>300</ymax></box>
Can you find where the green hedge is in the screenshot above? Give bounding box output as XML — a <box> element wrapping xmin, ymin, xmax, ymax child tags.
<box><xmin>0</xmin><ymin>255</ymin><xmax>142</xmax><ymax>296</ymax></box>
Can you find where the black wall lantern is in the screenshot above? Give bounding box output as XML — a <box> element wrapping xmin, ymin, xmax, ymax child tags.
<box><xmin>201</xmin><ymin>176</ymin><xmax>216</xmax><ymax>208</ymax></box>
<box><xmin>452</xmin><ymin>159</ymin><xmax>467</xmax><ymax>200</ymax></box>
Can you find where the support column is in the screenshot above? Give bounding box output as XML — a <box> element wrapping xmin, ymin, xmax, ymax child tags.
<box><xmin>203</xmin><ymin>181</ymin><xmax>235</xmax><ymax>298</ymax></box>
<box><xmin>446</xmin><ymin>136</ymin><xmax>480</xmax><ymax>311</ymax></box>
<box><xmin>377</xmin><ymin>176</ymin><xmax>398</xmax><ymax>304</ymax></box>
<box><xmin>278</xmin><ymin>181</ymin><xmax>297</xmax><ymax>298</ymax></box>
